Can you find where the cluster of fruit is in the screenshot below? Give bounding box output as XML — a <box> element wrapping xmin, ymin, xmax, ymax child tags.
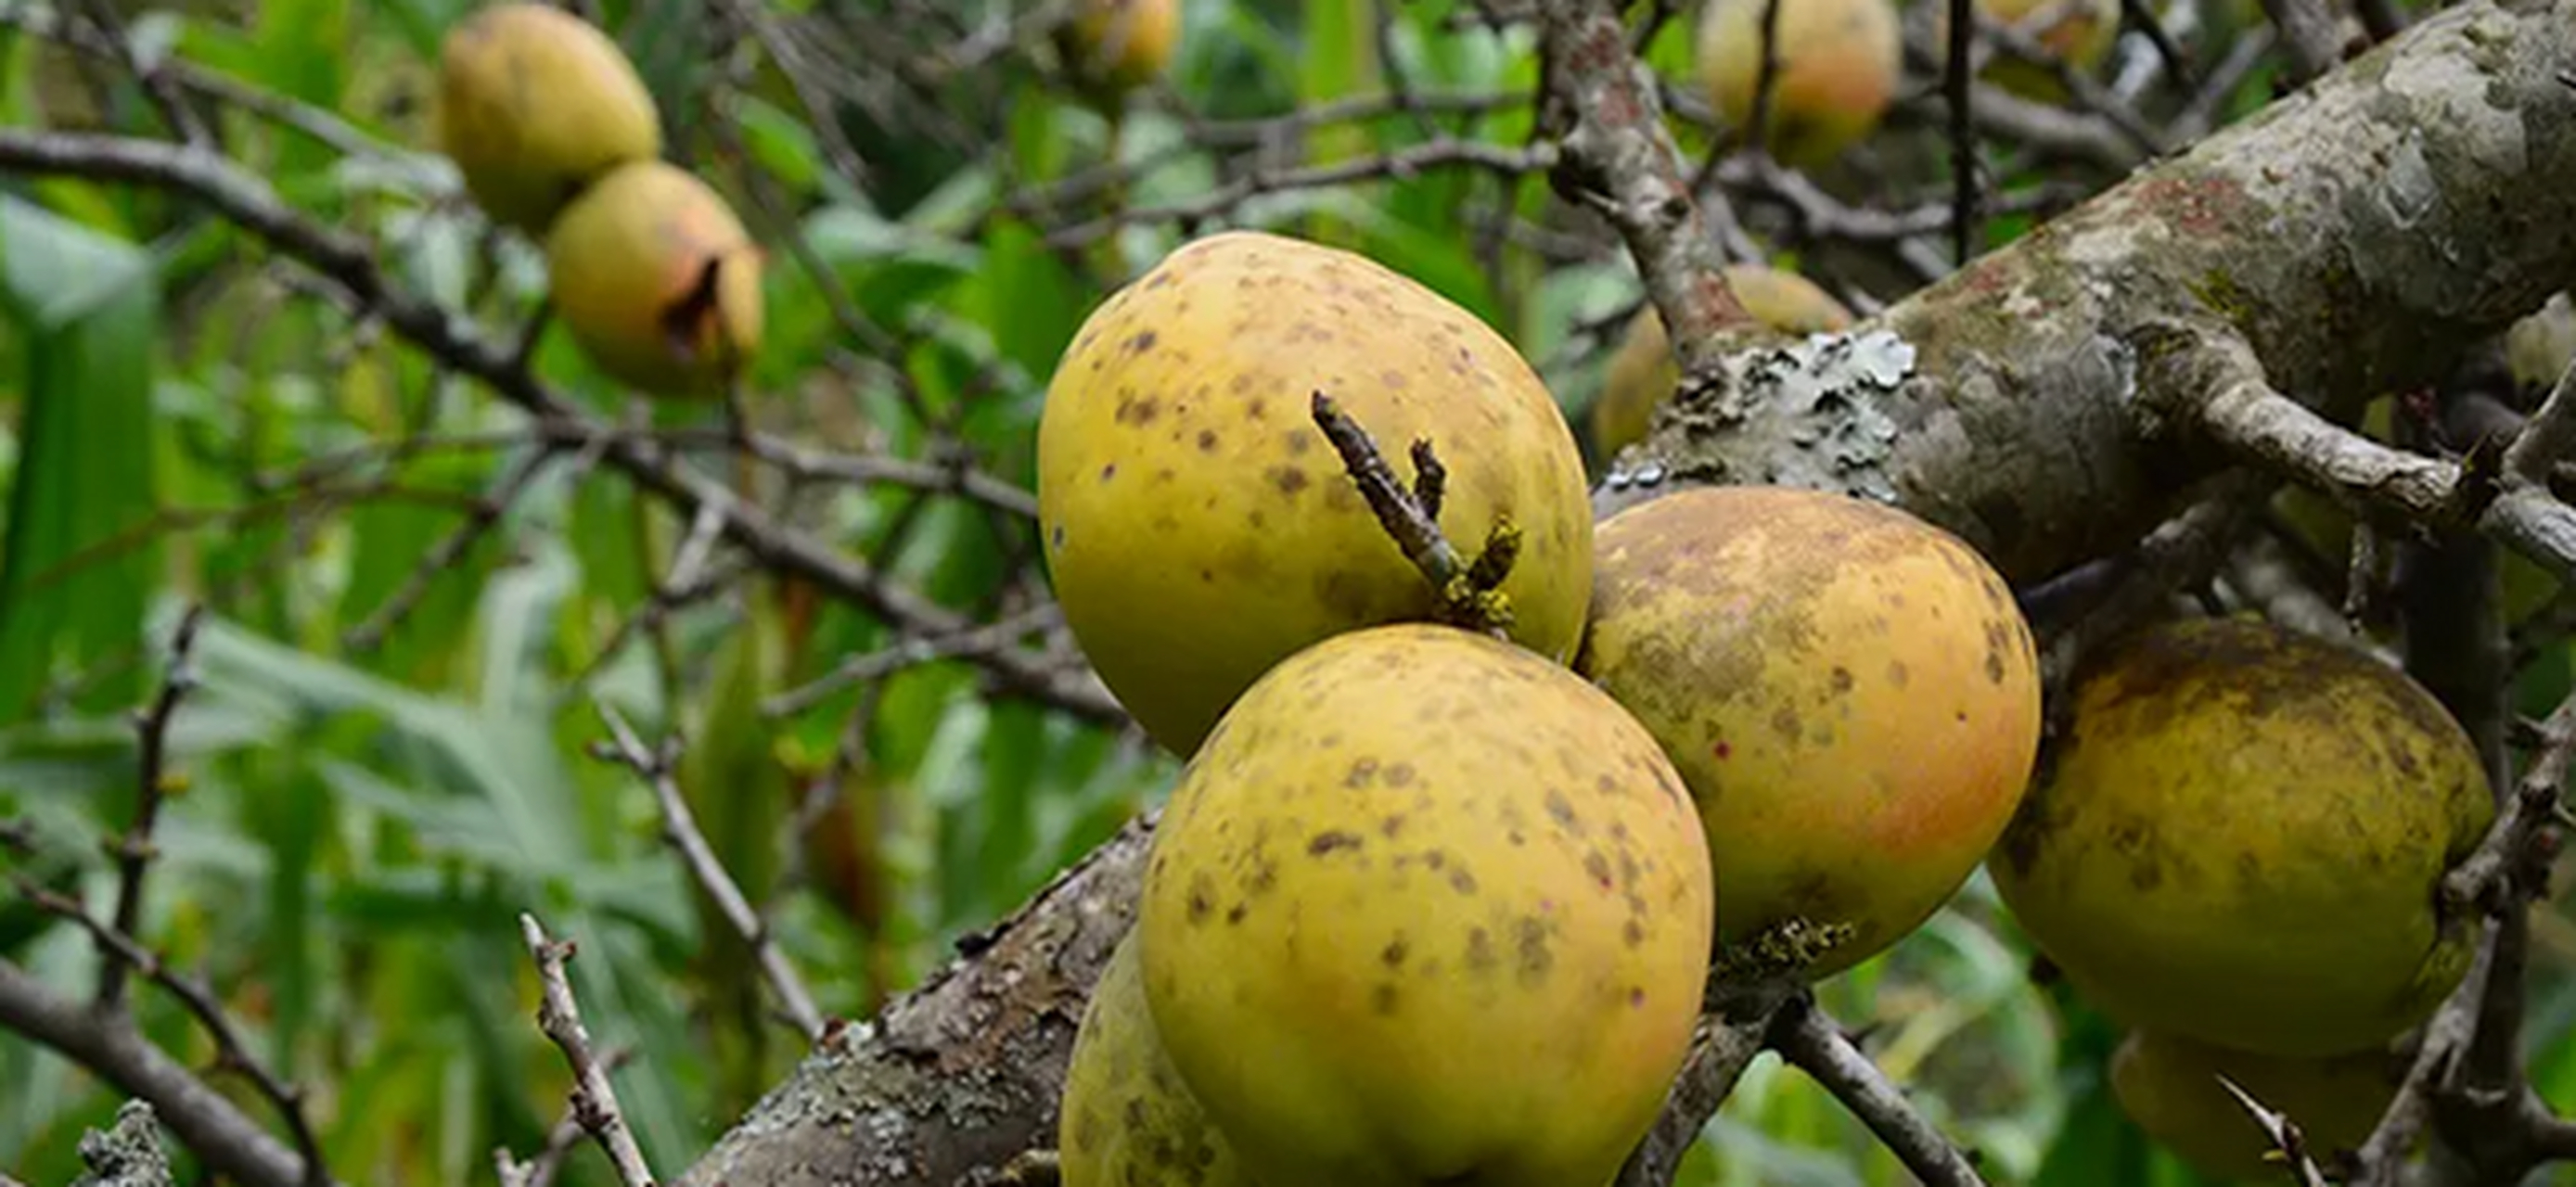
<box><xmin>2001</xmin><ymin>617</ymin><xmax>2492</xmax><ymax>1180</ymax></box>
<box><xmin>431</xmin><ymin>4</ymin><xmax>763</xmax><ymax>398</ymax></box>
<box><xmin>1036</xmin><ymin>229</ymin><xmax>2044</xmax><ymax>1184</ymax></box>
<box><xmin>1697</xmin><ymin>0</ymin><xmax>2122</xmax><ymax>169</ymax></box>
<box><xmin>1036</xmin><ymin>229</ymin><xmax>2496</xmax><ymax>1183</ymax></box>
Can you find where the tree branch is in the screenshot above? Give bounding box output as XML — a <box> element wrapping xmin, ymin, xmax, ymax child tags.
<box><xmin>0</xmin><ymin>959</ymin><xmax>335</xmax><ymax>1187</ymax></box>
<box><xmin>0</xmin><ymin>128</ymin><xmax>1127</xmax><ymax>731</ymax></box>
<box><xmin>519</xmin><ymin>914</ymin><xmax>659</xmax><ymax>1187</ymax></box>
<box><xmin>1771</xmin><ymin>996</ymin><xmax>1988</xmax><ymax>1187</ymax></box>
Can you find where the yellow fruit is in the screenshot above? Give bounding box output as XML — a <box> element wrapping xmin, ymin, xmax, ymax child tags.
<box><xmin>1140</xmin><ymin>624</ymin><xmax>1713</xmax><ymax>1187</ymax></box>
<box><xmin>1575</xmin><ymin>485</ymin><xmax>2043</xmax><ymax>979</ymax></box>
<box><xmin>2111</xmin><ymin>1030</ymin><xmax>2401</xmax><ymax>1181</ymax></box>
<box><xmin>1993</xmin><ymin>617</ymin><xmax>2493</xmax><ymax>1057</ymax></box>
<box><xmin>1059</xmin><ymin>931</ymin><xmax>1255</xmax><ymax>1187</ymax></box>
<box><xmin>1589</xmin><ymin>266</ymin><xmax>1856</xmax><ymax>457</ymax></box>
<box><xmin>544</xmin><ymin>160</ymin><xmax>764</xmax><ymax>398</ymax></box>
<box><xmin>433</xmin><ymin>3</ymin><xmax>660</xmax><ymax>234</ymax></box>
<box><xmin>1037</xmin><ymin>231</ymin><xmax>1595</xmax><ymax>756</ymax></box>
<box><xmin>1057</xmin><ymin>0</ymin><xmax>1183</xmax><ymax>100</ymax></box>
<box><xmin>1934</xmin><ymin>0</ymin><xmax>2124</xmax><ymax>101</ymax></box>
<box><xmin>1697</xmin><ymin>0</ymin><xmax>1902</xmax><ymax>169</ymax></box>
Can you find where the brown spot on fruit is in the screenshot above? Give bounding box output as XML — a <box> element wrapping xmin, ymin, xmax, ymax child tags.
<box><xmin>1576</xmin><ymin>485</ymin><xmax>2044</xmax><ymax>981</ymax></box>
<box><xmin>1992</xmin><ymin>616</ymin><xmax>2493</xmax><ymax>1058</ymax></box>
<box><xmin>1308</xmin><ymin>830</ymin><xmax>1363</xmax><ymax>857</ymax></box>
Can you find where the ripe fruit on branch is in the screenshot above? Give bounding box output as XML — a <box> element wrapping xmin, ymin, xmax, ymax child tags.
<box><xmin>2110</xmin><ymin>1029</ymin><xmax>2401</xmax><ymax>1181</ymax></box>
<box><xmin>1590</xmin><ymin>266</ymin><xmax>1855</xmax><ymax>457</ymax></box>
<box><xmin>1697</xmin><ymin>0</ymin><xmax>1902</xmax><ymax>169</ymax></box>
<box><xmin>544</xmin><ymin>160</ymin><xmax>764</xmax><ymax>398</ymax></box>
<box><xmin>1037</xmin><ymin>230</ymin><xmax>1595</xmax><ymax>756</ymax></box>
<box><xmin>1059</xmin><ymin>932</ymin><xmax>1250</xmax><ymax>1187</ymax></box>
<box><xmin>1140</xmin><ymin>624</ymin><xmax>1713</xmax><ymax>1187</ymax></box>
<box><xmin>433</xmin><ymin>3</ymin><xmax>660</xmax><ymax>234</ymax></box>
<box><xmin>1993</xmin><ymin>617</ymin><xmax>2493</xmax><ymax>1057</ymax></box>
<box><xmin>1056</xmin><ymin>0</ymin><xmax>1182</xmax><ymax>102</ymax></box>
<box><xmin>1576</xmin><ymin>485</ymin><xmax>2042</xmax><ymax>980</ymax></box>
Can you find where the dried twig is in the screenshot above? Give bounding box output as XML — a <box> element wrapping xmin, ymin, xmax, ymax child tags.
<box><xmin>99</xmin><ymin>604</ymin><xmax>206</xmax><ymax>1012</ymax></box>
<box><xmin>2213</xmin><ymin>1076</ymin><xmax>2333</xmax><ymax>1187</ymax></box>
<box><xmin>590</xmin><ymin>702</ymin><xmax>827</xmax><ymax>1041</ymax></box>
<box><xmin>16</xmin><ymin>880</ymin><xmax>333</xmax><ymax>1187</ymax></box>
<box><xmin>495</xmin><ymin>1047</ymin><xmax>637</xmax><ymax>1187</ymax></box>
<box><xmin>519</xmin><ymin>914</ymin><xmax>660</xmax><ymax>1187</ymax></box>
<box><xmin>0</xmin><ymin>957</ymin><xmax>337</xmax><ymax>1187</ymax></box>
<box><xmin>1308</xmin><ymin>392</ymin><xmax>1519</xmax><ymax>637</ymax></box>
<box><xmin>1771</xmin><ymin>996</ymin><xmax>1988</xmax><ymax>1187</ymax></box>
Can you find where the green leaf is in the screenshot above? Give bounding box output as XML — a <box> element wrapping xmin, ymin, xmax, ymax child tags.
<box><xmin>0</xmin><ymin>198</ymin><xmax>160</xmax><ymax>723</ymax></box>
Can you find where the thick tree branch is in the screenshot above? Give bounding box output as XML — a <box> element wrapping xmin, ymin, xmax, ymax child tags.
<box><xmin>1603</xmin><ymin>2</ymin><xmax>2576</xmax><ymax>585</ymax></box>
<box><xmin>1532</xmin><ymin>0</ymin><xmax>1749</xmax><ymax>385</ymax></box>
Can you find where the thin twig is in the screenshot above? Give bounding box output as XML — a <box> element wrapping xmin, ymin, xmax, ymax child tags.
<box><xmin>518</xmin><ymin>914</ymin><xmax>659</xmax><ymax>1187</ymax></box>
<box><xmin>1771</xmin><ymin>996</ymin><xmax>1988</xmax><ymax>1187</ymax></box>
<box><xmin>99</xmin><ymin>604</ymin><xmax>206</xmax><ymax>1013</ymax></box>
<box><xmin>18</xmin><ymin>881</ymin><xmax>333</xmax><ymax>1186</ymax></box>
<box><xmin>589</xmin><ymin>702</ymin><xmax>827</xmax><ymax>1041</ymax></box>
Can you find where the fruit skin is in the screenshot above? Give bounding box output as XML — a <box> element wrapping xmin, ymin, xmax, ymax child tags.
<box><xmin>1937</xmin><ymin>0</ymin><xmax>2123</xmax><ymax>101</ymax></box>
<box><xmin>1993</xmin><ymin>617</ymin><xmax>2493</xmax><ymax>1057</ymax></box>
<box><xmin>1037</xmin><ymin>231</ymin><xmax>1595</xmax><ymax>756</ymax></box>
<box><xmin>1056</xmin><ymin>0</ymin><xmax>1182</xmax><ymax>101</ymax></box>
<box><xmin>2111</xmin><ymin>1029</ymin><xmax>2400</xmax><ymax>1181</ymax></box>
<box><xmin>544</xmin><ymin>160</ymin><xmax>764</xmax><ymax>398</ymax></box>
<box><xmin>1139</xmin><ymin>624</ymin><xmax>1713</xmax><ymax>1187</ymax></box>
<box><xmin>1590</xmin><ymin>266</ymin><xmax>1855</xmax><ymax>458</ymax></box>
<box><xmin>1697</xmin><ymin>0</ymin><xmax>1902</xmax><ymax>169</ymax></box>
<box><xmin>1575</xmin><ymin>485</ymin><xmax>2042</xmax><ymax>979</ymax></box>
<box><xmin>1059</xmin><ymin>931</ymin><xmax>1256</xmax><ymax>1187</ymax></box>
<box><xmin>433</xmin><ymin>4</ymin><xmax>661</xmax><ymax>234</ymax></box>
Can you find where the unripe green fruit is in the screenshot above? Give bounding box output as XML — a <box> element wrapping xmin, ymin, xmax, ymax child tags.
<box><xmin>1059</xmin><ymin>932</ymin><xmax>1255</xmax><ymax>1187</ymax></box>
<box><xmin>433</xmin><ymin>3</ymin><xmax>660</xmax><ymax>234</ymax></box>
<box><xmin>1993</xmin><ymin>617</ymin><xmax>2493</xmax><ymax>1057</ymax></box>
<box><xmin>1037</xmin><ymin>231</ymin><xmax>1595</xmax><ymax>756</ymax></box>
<box><xmin>2111</xmin><ymin>1029</ymin><xmax>2402</xmax><ymax>1182</ymax></box>
<box><xmin>1589</xmin><ymin>267</ymin><xmax>1856</xmax><ymax>458</ymax></box>
<box><xmin>1140</xmin><ymin>624</ymin><xmax>1713</xmax><ymax>1187</ymax></box>
<box><xmin>545</xmin><ymin>160</ymin><xmax>764</xmax><ymax>398</ymax></box>
<box><xmin>1698</xmin><ymin>0</ymin><xmax>1903</xmax><ymax>169</ymax></box>
<box><xmin>1057</xmin><ymin>0</ymin><xmax>1183</xmax><ymax>100</ymax></box>
<box><xmin>1577</xmin><ymin>485</ymin><xmax>2043</xmax><ymax>979</ymax></box>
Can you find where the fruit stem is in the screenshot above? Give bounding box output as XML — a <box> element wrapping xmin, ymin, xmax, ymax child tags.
<box><xmin>1309</xmin><ymin>390</ymin><xmax>1518</xmax><ymax>638</ymax></box>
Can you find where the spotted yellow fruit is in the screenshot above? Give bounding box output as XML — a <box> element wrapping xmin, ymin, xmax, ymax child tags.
<box><xmin>1140</xmin><ymin>624</ymin><xmax>1713</xmax><ymax>1187</ymax></box>
<box><xmin>1059</xmin><ymin>931</ymin><xmax>1254</xmax><ymax>1187</ymax></box>
<box><xmin>1698</xmin><ymin>0</ymin><xmax>1903</xmax><ymax>169</ymax></box>
<box><xmin>1576</xmin><ymin>485</ymin><xmax>2042</xmax><ymax>979</ymax></box>
<box><xmin>1589</xmin><ymin>266</ymin><xmax>1856</xmax><ymax>459</ymax></box>
<box><xmin>1037</xmin><ymin>231</ymin><xmax>1594</xmax><ymax>756</ymax></box>
<box><xmin>2111</xmin><ymin>1029</ymin><xmax>2402</xmax><ymax>1181</ymax></box>
<box><xmin>1994</xmin><ymin>617</ymin><xmax>2493</xmax><ymax>1057</ymax></box>
<box><xmin>433</xmin><ymin>3</ymin><xmax>660</xmax><ymax>234</ymax></box>
<box><xmin>545</xmin><ymin>160</ymin><xmax>763</xmax><ymax>398</ymax></box>
<box><xmin>1057</xmin><ymin>0</ymin><xmax>1182</xmax><ymax>101</ymax></box>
